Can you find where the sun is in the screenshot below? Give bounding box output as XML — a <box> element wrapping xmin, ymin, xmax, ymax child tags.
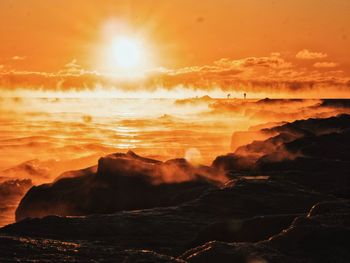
<box><xmin>95</xmin><ymin>21</ymin><xmax>157</xmax><ymax>77</ymax></box>
<box><xmin>111</xmin><ymin>37</ymin><xmax>143</xmax><ymax>70</ymax></box>
<box><xmin>98</xmin><ymin>34</ymin><xmax>154</xmax><ymax>78</ymax></box>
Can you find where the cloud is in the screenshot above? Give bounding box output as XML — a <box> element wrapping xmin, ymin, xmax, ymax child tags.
<box><xmin>64</xmin><ymin>59</ymin><xmax>80</xmax><ymax>70</ymax></box>
<box><xmin>158</xmin><ymin>54</ymin><xmax>348</xmax><ymax>93</ymax></box>
<box><xmin>214</xmin><ymin>53</ymin><xmax>292</xmax><ymax>69</ymax></box>
<box><xmin>59</xmin><ymin>59</ymin><xmax>85</xmax><ymax>75</ymax></box>
<box><xmin>296</xmin><ymin>49</ymin><xmax>328</xmax><ymax>60</ymax></box>
<box><xmin>0</xmin><ymin>53</ymin><xmax>349</xmax><ymax>97</ymax></box>
<box><xmin>313</xmin><ymin>62</ymin><xmax>338</xmax><ymax>68</ymax></box>
<box><xmin>11</xmin><ymin>56</ymin><xmax>26</xmax><ymax>61</ymax></box>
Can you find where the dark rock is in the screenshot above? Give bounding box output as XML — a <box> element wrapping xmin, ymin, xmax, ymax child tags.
<box><xmin>319</xmin><ymin>99</ymin><xmax>350</xmax><ymax>109</ymax></box>
<box><xmin>215</xmin><ymin>115</ymin><xmax>350</xmax><ymax>194</ymax></box>
<box><xmin>266</xmin><ymin>114</ymin><xmax>350</xmax><ymax>136</ymax></box>
<box><xmin>0</xmin><ymin>235</ymin><xmax>184</xmax><ymax>262</ymax></box>
<box><xmin>190</xmin><ymin>214</ymin><xmax>298</xmax><ymax>246</ymax></box>
<box><xmin>212</xmin><ymin>153</ymin><xmax>255</xmax><ymax>171</ymax></box>
<box><xmin>190</xmin><ymin>179</ymin><xmax>331</xmax><ymax>218</ymax></box>
<box><xmin>181</xmin><ymin>200</ymin><xmax>350</xmax><ymax>263</ymax></box>
<box><xmin>16</xmin><ymin>151</ymin><xmax>218</xmax><ymax>221</ymax></box>
<box><xmin>257</xmin><ymin>98</ymin><xmax>305</xmax><ymax>104</ymax></box>
<box><xmin>180</xmin><ymin>241</ymin><xmax>290</xmax><ymax>263</ymax></box>
<box><xmin>267</xmin><ymin>200</ymin><xmax>350</xmax><ymax>262</ymax></box>
<box><xmin>2</xmin><ymin>115</ymin><xmax>349</xmax><ymax>262</ymax></box>
<box><xmin>2</xmin><ymin>179</ymin><xmax>332</xmax><ymax>257</ymax></box>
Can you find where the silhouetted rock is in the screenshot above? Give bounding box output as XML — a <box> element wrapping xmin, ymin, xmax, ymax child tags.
<box><xmin>257</xmin><ymin>98</ymin><xmax>305</xmax><ymax>104</ymax></box>
<box><xmin>54</xmin><ymin>165</ymin><xmax>97</xmax><ymax>182</ymax></box>
<box><xmin>215</xmin><ymin>114</ymin><xmax>350</xmax><ymax>193</ymax></box>
<box><xmin>266</xmin><ymin>114</ymin><xmax>350</xmax><ymax>136</ymax></box>
<box><xmin>190</xmin><ymin>179</ymin><xmax>330</xmax><ymax>218</ymax></box>
<box><xmin>267</xmin><ymin>200</ymin><xmax>350</xmax><ymax>262</ymax></box>
<box><xmin>212</xmin><ymin>153</ymin><xmax>255</xmax><ymax>171</ymax></box>
<box><xmin>319</xmin><ymin>99</ymin><xmax>350</xmax><ymax>108</ymax></box>
<box><xmin>230</xmin><ymin>130</ymin><xmax>272</xmax><ymax>151</ymax></box>
<box><xmin>2</xmin><ymin>179</ymin><xmax>331</xmax><ymax>258</ymax></box>
<box><xmin>190</xmin><ymin>214</ymin><xmax>298</xmax><ymax>246</ymax></box>
<box><xmin>16</xmin><ymin>151</ymin><xmax>219</xmax><ymax>221</ymax></box>
<box><xmin>181</xmin><ymin>200</ymin><xmax>350</xmax><ymax>263</ymax></box>
<box><xmin>256</xmin><ymin>130</ymin><xmax>350</xmax><ymax>192</ymax></box>
<box><xmin>1</xmin><ymin>115</ymin><xmax>349</xmax><ymax>262</ymax></box>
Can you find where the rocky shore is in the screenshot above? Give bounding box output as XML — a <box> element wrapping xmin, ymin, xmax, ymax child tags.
<box><xmin>1</xmin><ymin>114</ymin><xmax>349</xmax><ymax>262</ymax></box>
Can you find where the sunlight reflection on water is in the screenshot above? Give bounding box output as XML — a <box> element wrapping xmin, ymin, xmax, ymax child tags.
<box><xmin>0</xmin><ymin>98</ymin><xmax>236</xmax><ymax>173</ymax></box>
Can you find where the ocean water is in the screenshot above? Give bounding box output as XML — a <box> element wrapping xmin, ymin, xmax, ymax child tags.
<box><xmin>0</xmin><ymin>97</ymin><xmax>244</xmax><ymax>177</ymax></box>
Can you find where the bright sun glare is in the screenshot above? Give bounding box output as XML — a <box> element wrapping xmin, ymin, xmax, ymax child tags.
<box><xmin>102</xmin><ymin>34</ymin><xmax>153</xmax><ymax>78</ymax></box>
<box><xmin>111</xmin><ymin>37</ymin><xmax>143</xmax><ymax>70</ymax></box>
<box><xmin>96</xmin><ymin>21</ymin><xmax>156</xmax><ymax>78</ymax></box>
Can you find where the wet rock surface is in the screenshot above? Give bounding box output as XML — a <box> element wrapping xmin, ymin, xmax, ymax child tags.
<box><xmin>0</xmin><ymin>179</ymin><xmax>334</xmax><ymax>259</ymax></box>
<box><xmin>0</xmin><ymin>235</ymin><xmax>184</xmax><ymax>263</ymax></box>
<box><xmin>181</xmin><ymin>200</ymin><xmax>350</xmax><ymax>263</ymax></box>
<box><xmin>4</xmin><ymin>201</ymin><xmax>348</xmax><ymax>262</ymax></box>
<box><xmin>189</xmin><ymin>213</ymin><xmax>298</xmax><ymax>245</ymax></box>
<box><xmin>267</xmin><ymin>200</ymin><xmax>350</xmax><ymax>262</ymax></box>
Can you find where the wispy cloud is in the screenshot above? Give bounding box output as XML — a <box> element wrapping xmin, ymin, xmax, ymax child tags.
<box><xmin>296</xmin><ymin>49</ymin><xmax>328</xmax><ymax>60</ymax></box>
<box><xmin>0</xmin><ymin>52</ymin><xmax>349</xmax><ymax>97</ymax></box>
<box><xmin>313</xmin><ymin>62</ymin><xmax>338</xmax><ymax>68</ymax></box>
<box><xmin>59</xmin><ymin>59</ymin><xmax>85</xmax><ymax>75</ymax></box>
<box><xmin>11</xmin><ymin>56</ymin><xmax>26</xmax><ymax>61</ymax></box>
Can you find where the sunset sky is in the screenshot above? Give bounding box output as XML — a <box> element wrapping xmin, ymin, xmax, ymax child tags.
<box><xmin>0</xmin><ymin>0</ymin><xmax>349</xmax><ymax>97</ymax></box>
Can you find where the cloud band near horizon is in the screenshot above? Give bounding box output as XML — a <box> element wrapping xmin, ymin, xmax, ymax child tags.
<box><xmin>0</xmin><ymin>51</ymin><xmax>349</xmax><ymax>98</ymax></box>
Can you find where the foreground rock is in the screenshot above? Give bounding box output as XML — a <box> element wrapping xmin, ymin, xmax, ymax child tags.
<box><xmin>16</xmin><ymin>151</ymin><xmax>220</xmax><ymax>221</ymax></box>
<box><xmin>189</xmin><ymin>213</ymin><xmax>297</xmax><ymax>246</ymax></box>
<box><xmin>214</xmin><ymin>114</ymin><xmax>350</xmax><ymax>193</ymax></box>
<box><xmin>181</xmin><ymin>200</ymin><xmax>350</xmax><ymax>263</ymax></box>
<box><xmin>2</xmin><ymin>199</ymin><xmax>348</xmax><ymax>262</ymax></box>
<box><xmin>1</xmin><ymin>114</ymin><xmax>349</xmax><ymax>262</ymax></box>
<box><xmin>0</xmin><ymin>235</ymin><xmax>184</xmax><ymax>263</ymax></box>
<box><xmin>3</xmin><ymin>179</ymin><xmax>332</xmax><ymax>256</ymax></box>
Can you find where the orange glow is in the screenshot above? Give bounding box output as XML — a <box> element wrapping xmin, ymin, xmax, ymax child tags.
<box><xmin>0</xmin><ymin>0</ymin><xmax>349</xmax><ymax>97</ymax></box>
<box><xmin>110</xmin><ymin>37</ymin><xmax>144</xmax><ymax>69</ymax></box>
<box><xmin>92</xmin><ymin>19</ymin><xmax>157</xmax><ymax>77</ymax></box>
<box><xmin>100</xmin><ymin>35</ymin><xmax>151</xmax><ymax>77</ymax></box>
<box><xmin>1</xmin><ymin>0</ymin><xmax>350</xmax><ymax>245</ymax></box>
<box><xmin>0</xmin><ymin>0</ymin><xmax>350</xmax><ymax>226</ymax></box>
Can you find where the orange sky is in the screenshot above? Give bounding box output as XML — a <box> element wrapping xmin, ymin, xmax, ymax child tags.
<box><xmin>0</xmin><ymin>0</ymin><xmax>349</xmax><ymax>97</ymax></box>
